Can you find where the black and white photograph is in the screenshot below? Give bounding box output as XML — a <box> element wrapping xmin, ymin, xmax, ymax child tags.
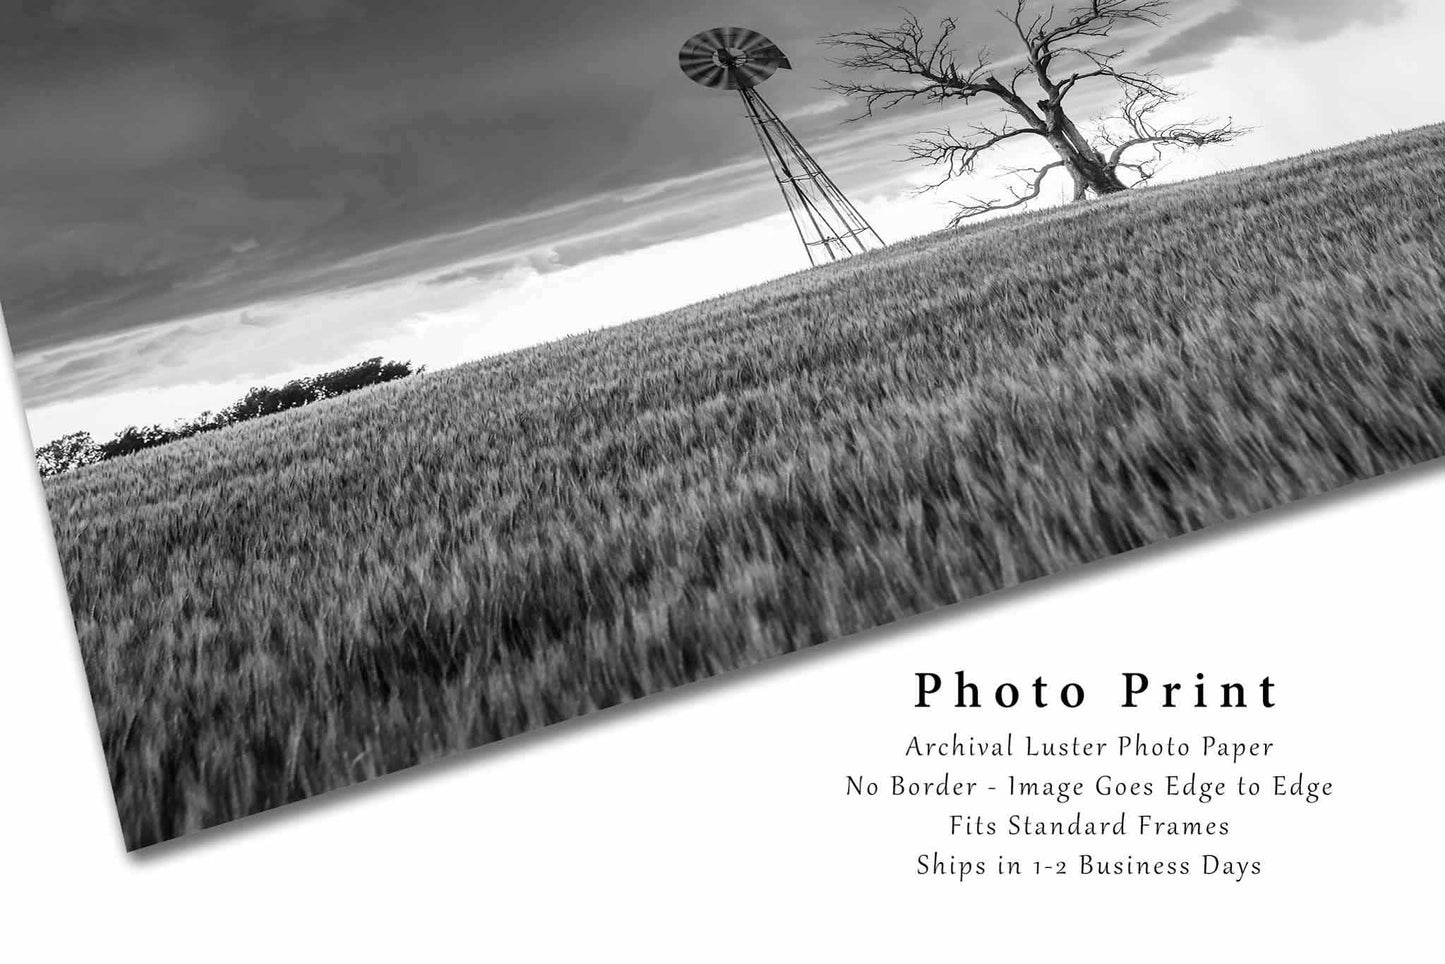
<box><xmin>4</xmin><ymin>0</ymin><xmax>1445</xmax><ymax>854</ymax></box>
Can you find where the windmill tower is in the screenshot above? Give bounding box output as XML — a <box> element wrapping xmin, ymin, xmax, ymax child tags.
<box><xmin>679</xmin><ymin>27</ymin><xmax>885</xmax><ymax>267</ymax></box>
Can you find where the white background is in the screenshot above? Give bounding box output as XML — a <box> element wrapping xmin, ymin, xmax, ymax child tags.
<box><xmin>2</xmin><ymin>330</ymin><xmax>1441</xmax><ymax>960</ymax></box>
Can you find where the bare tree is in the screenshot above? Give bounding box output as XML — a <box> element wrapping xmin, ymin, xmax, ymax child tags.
<box><xmin>822</xmin><ymin>0</ymin><xmax>1248</xmax><ymax>222</ymax></box>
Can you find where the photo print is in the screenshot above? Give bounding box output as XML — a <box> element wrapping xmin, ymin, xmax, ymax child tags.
<box><xmin>4</xmin><ymin>0</ymin><xmax>1444</xmax><ymax>849</ymax></box>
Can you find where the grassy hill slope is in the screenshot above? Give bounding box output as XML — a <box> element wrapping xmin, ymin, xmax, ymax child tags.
<box><xmin>46</xmin><ymin>124</ymin><xmax>1445</xmax><ymax>848</ymax></box>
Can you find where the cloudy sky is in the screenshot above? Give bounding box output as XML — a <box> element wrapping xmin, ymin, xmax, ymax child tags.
<box><xmin>4</xmin><ymin>0</ymin><xmax>1442</xmax><ymax>445</ymax></box>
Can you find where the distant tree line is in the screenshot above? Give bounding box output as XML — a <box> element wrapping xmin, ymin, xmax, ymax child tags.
<box><xmin>36</xmin><ymin>357</ymin><xmax>422</xmax><ymax>478</ymax></box>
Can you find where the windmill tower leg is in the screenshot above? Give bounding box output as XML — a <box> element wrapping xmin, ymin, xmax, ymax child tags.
<box><xmin>736</xmin><ymin>83</ymin><xmax>885</xmax><ymax>267</ymax></box>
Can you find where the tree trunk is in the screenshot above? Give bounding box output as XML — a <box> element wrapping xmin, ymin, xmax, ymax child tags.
<box><xmin>1044</xmin><ymin>133</ymin><xmax>1127</xmax><ymax>198</ymax></box>
<box><xmin>1000</xmin><ymin>95</ymin><xmax>1131</xmax><ymax>202</ymax></box>
<box><xmin>1077</xmin><ymin>157</ymin><xmax>1129</xmax><ymax>196</ymax></box>
<box><xmin>1054</xmin><ymin>110</ymin><xmax>1129</xmax><ymax>197</ymax></box>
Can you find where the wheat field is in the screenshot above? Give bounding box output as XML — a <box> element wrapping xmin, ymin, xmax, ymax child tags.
<box><xmin>44</xmin><ymin>124</ymin><xmax>1445</xmax><ymax>849</ymax></box>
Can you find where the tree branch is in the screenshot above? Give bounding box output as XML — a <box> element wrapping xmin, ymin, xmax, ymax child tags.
<box><xmin>909</xmin><ymin>122</ymin><xmax>1047</xmax><ymax>189</ymax></box>
<box><xmin>1016</xmin><ymin>0</ymin><xmax>1171</xmax><ymax>51</ymax></box>
<box><xmin>949</xmin><ymin>161</ymin><xmax>1068</xmax><ymax>222</ymax></box>
<box><xmin>820</xmin><ymin>12</ymin><xmax>1012</xmax><ymax>118</ymax></box>
<box><xmin>1005</xmin><ymin>0</ymin><xmax>1175</xmax><ymax>115</ymax></box>
<box><xmin>1100</xmin><ymin>87</ymin><xmax>1251</xmax><ymax>180</ymax></box>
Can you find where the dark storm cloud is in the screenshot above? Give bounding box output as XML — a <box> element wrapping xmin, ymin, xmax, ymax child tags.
<box><xmin>2</xmin><ymin>0</ymin><xmax>884</xmax><ymax>353</ymax></box>
<box><xmin>1</xmin><ymin>0</ymin><xmax>1408</xmax><ymax>364</ymax></box>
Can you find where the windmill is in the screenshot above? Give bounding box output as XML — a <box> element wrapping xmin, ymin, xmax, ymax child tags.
<box><xmin>679</xmin><ymin>27</ymin><xmax>885</xmax><ymax>267</ymax></box>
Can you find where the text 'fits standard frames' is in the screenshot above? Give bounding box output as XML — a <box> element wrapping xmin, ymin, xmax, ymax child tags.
<box><xmin>679</xmin><ymin>26</ymin><xmax>886</xmax><ymax>267</ymax></box>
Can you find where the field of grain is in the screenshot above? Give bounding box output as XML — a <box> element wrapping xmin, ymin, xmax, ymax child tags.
<box><xmin>45</xmin><ymin>125</ymin><xmax>1445</xmax><ymax>849</ymax></box>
